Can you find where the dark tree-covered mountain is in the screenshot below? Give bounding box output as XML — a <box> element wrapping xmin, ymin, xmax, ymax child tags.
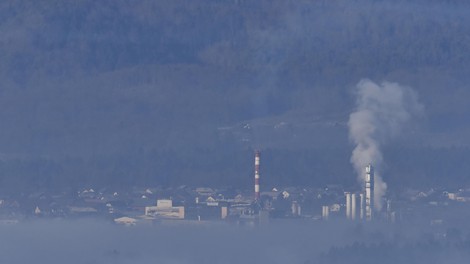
<box><xmin>0</xmin><ymin>0</ymin><xmax>470</xmax><ymax>192</ymax></box>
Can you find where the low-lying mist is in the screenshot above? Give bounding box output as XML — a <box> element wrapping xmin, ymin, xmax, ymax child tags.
<box><xmin>1</xmin><ymin>219</ymin><xmax>469</xmax><ymax>264</ymax></box>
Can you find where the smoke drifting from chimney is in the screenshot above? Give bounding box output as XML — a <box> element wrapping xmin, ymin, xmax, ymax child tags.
<box><xmin>348</xmin><ymin>79</ymin><xmax>423</xmax><ymax>209</ymax></box>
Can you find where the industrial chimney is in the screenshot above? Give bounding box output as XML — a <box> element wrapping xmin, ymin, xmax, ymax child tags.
<box><xmin>345</xmin><ymin>192</ymin><xmax>351</xmax><ymax>219</ymax></box>
<box><xmin>254</xmin><ymin>150</ymin><xmax>260</xmax><ymax>201</ymax></box>
<box><xmin>359</xmin><ymin>193</ymin><xmax>364</xmax><ymax>220</ymax></box>
<box><xmin>351</xmin><ymin>193</ymin><xmax>357</xmax><ymax>220</ymax></box>
<box><xmin>365</xmin><ymin>164</ymin><xmax>374</xmax><ymax>221</ymax></box>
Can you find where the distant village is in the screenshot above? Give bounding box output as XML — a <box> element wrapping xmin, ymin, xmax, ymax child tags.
<box><xmin>0</xmin><ymin>152</ymin><xmax>469</xmax><ymax>230</ymax></box>
<box><xmin>1</xmin><ymin>183</ymin><xmax>470</xmax><ymax>231</ymax></box>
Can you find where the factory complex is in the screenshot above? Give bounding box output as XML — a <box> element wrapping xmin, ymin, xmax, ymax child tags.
<box><xmin>0</xmin><ymin>151</ymin><xmax>468</xmax><ymax>231</ymax></box>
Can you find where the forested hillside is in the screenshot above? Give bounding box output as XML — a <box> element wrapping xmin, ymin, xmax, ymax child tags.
<box><xmin>1</xmin><ymin>0</ymin><xmax>470</xmax><ymax>192</ymax></box>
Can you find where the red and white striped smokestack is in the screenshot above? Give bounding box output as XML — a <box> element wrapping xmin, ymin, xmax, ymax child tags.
<box><xmin>254</xmin><ymin>150</ymin><xmax>260</xmax><ymax>200</ymax></box>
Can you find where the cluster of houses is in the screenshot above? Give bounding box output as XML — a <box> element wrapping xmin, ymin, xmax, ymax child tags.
<box><xmin>112</xmin><ymin>186</ymin><xmax>315</xmax><ymax>226</ymax></box>
<box><xmin>1</xmin><ymin>185</ymin><xmax>470</xmax><ymax>227</ymax></box>
<box><xmin>0</xmin><ymin>185</ymin><xmax>317</xmax><ymax>225</ymax></box>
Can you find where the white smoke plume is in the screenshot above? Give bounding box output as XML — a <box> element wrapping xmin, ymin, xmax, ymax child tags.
<box><xmin>349</xmin><ymin>79</ymin><xmax>423</xmax><ymax>209</ymax></box>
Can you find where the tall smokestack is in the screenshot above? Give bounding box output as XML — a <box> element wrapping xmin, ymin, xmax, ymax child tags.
<box><xmin>322</xmin><ymin>206</ymin><xmax>329</xmax><ymax>220</ymax></box>
<box><xmin>365</xmin><ymin>164</ymin><xmax>374</xmax><ymax>221</ymax></box>
<box><xmin>359</xmin><ymin>193</ymin><xmax>364</xmax><ymax>220</ymax></box>
<box><xmin>351</xmin><ymin>193</ymin><xmax>357</xmax><ymax>220</ymax></box>
<box><xmin>254</xmin><ymin>150</ymin><xmax>260</xmax><ymax>201</ymax></box>
<box><xmin>345</xmin><ymin>192</ymin><xmax>351</xmax><ymax>219</ymax></box>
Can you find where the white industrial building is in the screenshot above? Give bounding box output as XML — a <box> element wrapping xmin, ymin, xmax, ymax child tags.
<box><xmin>145</xmin><ymin>199</ymin><xmax>185</xmax><ymax>219</ymax></box>
<box><xmin>114</xmin><ymin>216</ymin><xmax>137</xmax><ymax>226</ymax></box>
